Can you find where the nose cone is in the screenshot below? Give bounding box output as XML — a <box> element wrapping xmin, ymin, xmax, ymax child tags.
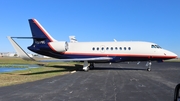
<box><xmin>164</xmin><ymin>50</ymin><xmax>178</xmax><ymax>59</ymax></box>
<box><xmin>170</xmin><ymin>52</ymin><xmax>178</xmax><ymax>58</ymax></box>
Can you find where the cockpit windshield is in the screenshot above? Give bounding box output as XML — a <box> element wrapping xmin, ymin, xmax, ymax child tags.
<box><xmin>151</xmin><ymin>45</ymin><xmax>162</xmax><ymax>49</ymax></box>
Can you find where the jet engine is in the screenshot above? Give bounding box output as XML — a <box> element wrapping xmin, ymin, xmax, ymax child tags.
<box><xmin>48</xmin><ymin>41</ymin><xmax>68</xmax><ymax>52</ymax></box>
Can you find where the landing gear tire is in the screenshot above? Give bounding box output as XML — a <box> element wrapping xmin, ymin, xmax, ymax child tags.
<box><xmin>147</xmin><ymin>68</ymin><xmax>151</xmax><ymax>72</ymax></box>
<box><xmin>89</xmin><ymin>63</ymin><xmax>94</xmax><ymax>70</ymax></box>
<box><xmin>84</xmin><ymin>67</ymin><xmax>89</xmax><ymax>72</ymax></box>
<box><xmin>83</xmin><ymin>61</ymin><xmax>89</xmax><ymax>72</ymax></box>
<box><xmin>146</xmin><ymin>61</ymin><xmax>152</xmax><ymax>72</ymax></box>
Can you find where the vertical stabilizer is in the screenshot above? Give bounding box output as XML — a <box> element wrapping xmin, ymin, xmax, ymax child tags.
<box><xmin>28</xmin><ymin>19</ymin><xmax>57</xmax><ymax>42</ymax></box>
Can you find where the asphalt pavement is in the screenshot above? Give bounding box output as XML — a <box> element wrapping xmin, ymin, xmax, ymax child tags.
<box><xmin>0</xmin><ymin>62</ymin><xmax>180</xmax><ymax>101</ymax></box>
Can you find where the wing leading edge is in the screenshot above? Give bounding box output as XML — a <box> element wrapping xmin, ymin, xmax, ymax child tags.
<box><xmin>39</xmin><ymin>57</ymin><xmax>112</xmax><ymax>62</ymax></box>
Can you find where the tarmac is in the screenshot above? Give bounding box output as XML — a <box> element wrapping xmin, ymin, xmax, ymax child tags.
<box><xmin>0</xmin><ymin>62</ymin><xmax>180</xmax><ymax>101</ymax></box>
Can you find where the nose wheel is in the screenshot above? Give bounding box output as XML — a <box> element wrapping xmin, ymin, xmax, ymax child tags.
<box><xmin>147</xmin><ymin>68</ymin><xmax>151</xmax><ymax>71</ymax></box>
<box><xmin>146</xmin><ymin>61</ymin><xmax>152</xmax><ymax>71</ymax></box>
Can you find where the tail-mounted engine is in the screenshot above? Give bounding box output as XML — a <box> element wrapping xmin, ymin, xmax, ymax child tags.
<box><xmin>48</xmin><ymin>41</ymin><xmax>68</xmax><ymax>52</ymax></box>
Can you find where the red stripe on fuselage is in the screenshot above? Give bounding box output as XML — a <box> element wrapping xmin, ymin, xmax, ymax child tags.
<box><xmin>48</xmin><ymin>43</ymin><xmax>56</xmax><ymax>52</ymax></box>
<box><xmin>32</xmin><ymin>19</ymin><xmax>53</xmax><ymax>42</ymax></box>
<box><xmin>62</xmin><ymin>52</ymin><xmax>177</xmax><ymax>59</ymax></box>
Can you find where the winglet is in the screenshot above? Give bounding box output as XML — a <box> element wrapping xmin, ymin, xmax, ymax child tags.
<box><xmin>7</xmin><ymin>36</ymin><xmax>35</xmax><ymax>61</ymax></box>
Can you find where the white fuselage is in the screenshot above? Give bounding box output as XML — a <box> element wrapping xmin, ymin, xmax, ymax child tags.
<box><xmin>60</xmin><ymin>41</ymin><xmax>176</xmax><ymax>58</ymax></box>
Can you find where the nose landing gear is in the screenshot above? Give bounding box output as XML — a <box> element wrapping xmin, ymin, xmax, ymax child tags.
<box><xmin>146</xmin><ymin>61</ymin><xmax>152</xmax><ymax>71</ymax></box>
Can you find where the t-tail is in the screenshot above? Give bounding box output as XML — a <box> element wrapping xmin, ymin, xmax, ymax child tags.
<box><xmin>28</xmin><ymin>19</ymin><xmax>56</xmax><ymax>53</ymax></box>
<box><xmin>28</xmin><ymin>19</ymin><xmax>68</xmax><ymax>57</ymax></box>
<box><xmin>28</xmin><ymin>19</ymin><xmax>57</xmax><ymax>42</ymax></box>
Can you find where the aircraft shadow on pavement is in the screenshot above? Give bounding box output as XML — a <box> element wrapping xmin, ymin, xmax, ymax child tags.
<box><xmin>92</xmin><ymin>67</ymin><xmax>146</xmax><ymax>71</ymax></box>
<box><xmin>21</xmin><ymin>64</ymin><xmax>147</xmax><ymax>75</ymax></box>
<box><xmin>21</xmin><ymin>64</ymin><xmax>83</xmax><ymax>75</ymax></box>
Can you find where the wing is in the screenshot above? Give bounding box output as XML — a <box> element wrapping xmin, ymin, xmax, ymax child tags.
<box><xmin>8</xmin><ymin>36</ymin><xmax>112</xmax><ymax>62</ymax></box>
<box><xmin>39</xmin><ymin>57</ymin><xmax>112</xmax><ymax>62</ymax></box>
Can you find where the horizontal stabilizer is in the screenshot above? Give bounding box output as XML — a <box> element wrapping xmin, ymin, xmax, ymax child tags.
<box><xmin>11</xmin><ymin>37</ymin><xmax>33</xmax><ymax>39</ymax></box>
<box><xmin>7</xmin><ymin>36</ymin><xmax>35</xmax><ymax>61</ymax></box>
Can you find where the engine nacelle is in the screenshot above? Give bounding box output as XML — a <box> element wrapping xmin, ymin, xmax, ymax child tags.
<box><xmin>48</xmin><ymin>41</ymin><xmax>68</xmax><ymax>52</ymax></box>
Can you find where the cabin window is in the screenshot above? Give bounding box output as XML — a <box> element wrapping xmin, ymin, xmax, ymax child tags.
<box><xmin>106</xmin><ymin>47</ymin><xmax>109</xmax><ymax>50</ymax></box>
<box><xmin>101</xmin><ymin>47</ymin><xmax>104</xmax><ymax>50</ymax></box>
<box><xmin>119</xmin><ymin>47</ymin><xmax>122</xmax><ymax>50</ymax></box>
<box><xmin>128</xmin><ymin>47</ymin><xmax>131</xmax><ymax>50</ymax></box>
<box><xmin>111</xmin><ymin>47</ymin><xmax>113</xmax><ymax>50</ymax></box>
<box><xmin>92</xmin><ymin>47</ymin><xmax>95</xmax><ymax>50</ymax></box>
<box><xmin>115</xmin><ymin>47</ymin><xmax>118</xmax><ymax>50</ymax></box>
<box><xmin>97</xmin><ymin>47</ymin><xmax>99</xmax><ymax>50</ymax></box>
<box><xmin>124</xmin><ymin>47</ymin><xmax>126</xmax><ymax>50</ymax></box>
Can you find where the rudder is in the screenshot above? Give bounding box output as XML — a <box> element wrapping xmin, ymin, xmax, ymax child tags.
<box><xmin>28</xmin><ymin>19</ymin><xmax>56</xmax><ymax>42</ymax></box>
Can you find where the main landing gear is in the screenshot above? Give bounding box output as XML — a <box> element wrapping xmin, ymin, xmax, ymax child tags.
<box><xmin>146</xmin><ymin>61</ymin><xmax>152</xmax><ymax>71</ymax></box>
<box><xmin>83</xmin><ymin>61</ymin><xmax>89</xmax><ymax>71</ymax></box>
<box><xmin>82</xmin><ymin>61</ymin><xmax>94</xmax><ymax>71</ymax></box>
<box><xmin>83</xmin><ymin>61</ymin><xmax>152</xmax><ymax>72</ymax></box>
<box><xmin>89</xmin><ymin>63</ymin><xmax>94</xmax><ymax>69</ymax></box>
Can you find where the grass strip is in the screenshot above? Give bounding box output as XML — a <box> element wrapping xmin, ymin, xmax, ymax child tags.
<box><xmin>0</xmin><ymin>57</ymin><xmax>83</xmax><ymax>87</ymax></box>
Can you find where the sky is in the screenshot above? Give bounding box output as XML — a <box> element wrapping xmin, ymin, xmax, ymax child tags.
<box><xmin>0</xmin><ymin>0</ymin><xmax>180</xmax><ymax>56</ymax></box>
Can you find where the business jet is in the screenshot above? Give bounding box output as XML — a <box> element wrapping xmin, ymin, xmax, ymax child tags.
<box><xmin>8</xmin><ymin>19</ymin><xmax>177</xmax><ymax>72</ymax></box>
